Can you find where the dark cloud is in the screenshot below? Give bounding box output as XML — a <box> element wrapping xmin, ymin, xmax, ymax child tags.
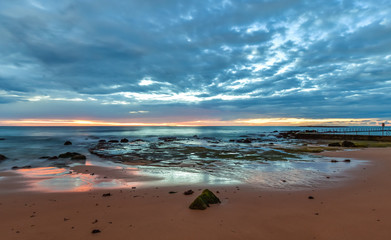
<box><xmin>0</xmin><ymin>0</ymin><xmax>390</xmax><ymax>121</ymax></box>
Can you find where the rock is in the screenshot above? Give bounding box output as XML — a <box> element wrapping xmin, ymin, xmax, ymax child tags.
<box><xmin>0</xmin><ymin>138</ymin><xmax>5</xmax><ymax>140</ymax></box>
<box><xmin>159</xmin><ymin>137</ymin><xmax>177</xmax><ymax>142</ymax></box>
<box><xmin>102</xmin><ymin>193</ymin><xmax>111</xmax><ymax>197</ymax></box>
<box><xmin>58</xmin><ymin>152</ymin><xmax>82</xmax><ymax>158</ymax></box>
<box><xmin>189</xmin><ymin>197</ymin><xmax>208</xmax><ymax>210</ymax></box>
<box><xmin>328</xmin><ymin>142</ymin><xmax>341</xmax><ymax>147</ymax></box>
<box><xmin>108</xmin><ymin>140</ymin><xmax>119</xmax><ymax>143</ymax></box>
<box><xmin>189</xmin><ymin>189</ymin><xmax>221</xmax><ymax>210</ymax></box>
<box><xmin>91</xmin><ymin>229</ymin><xmax>101</xmax><ymax>234</ymax></box>
<box><xmin>341</xmin><ymin>141</ymin><xmax>356</xmax><ymax>147</ymax></box>
<box><xmin>12</xmin><ymin>165</ymin><xmax>32</xmax><ymax>170</ymax></box>
<box><xmin>64</xmin><ymin>141</ymin><xmax>72</xmax><ymax>145</ymax></box>
<box><xmin>184</xmin><ymin>190</ymin><xmax>194</xmax><ymax>195</ymax></box>
<box><xmin>39</xmin><ymin>156</ymin><xmax>50</xmax><ymax>159</ymax></box>
<box><xmin>308</xmin><ymin>196</ymin><xmax>314</xmax><ymax>199</ymax></box>
<box><xmin>193</xmin><ymin>135</ymin><xmax>198</xmax><ymax>138</ymax></box>
<box><xmin>120</xmin><ymin>138</ymin><xmax>129</xmax><ymax>143</ymax></box>
<box><xmin>71</xmin><ymin>154</ymin><xmax>86</xmax><ymax>160</ymax></box>
<box><xmin>236</xmin><ymin>138</ymin><xmax>252</xmax><ymax>143</ymax></box>
<box><xmin>48</xmin><ymin>156</ymin><xmax>58</xmax><ymax>160</ymax></box>
<box><xmin>0</xmin><ymin>154</ymin><xmax>7</xmax><ymax>161</ymax></box>
<box><xmin>344</xmin><ymin>159</ymin><xmax>351</xmax><ymax>163</ymax></box>
<box><xmin>330</xmin><ymin>159</ymin><xmax>338</xmax><ymax>163</ymax></box>
<box><xmin>169</xmin><ymin>191</ymin><xmax>177</xmax><ymax>194</ymax></box>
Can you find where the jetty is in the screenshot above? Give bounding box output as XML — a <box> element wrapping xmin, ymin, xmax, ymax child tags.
<box><xmin>281</xmin><ymin>126</ymin><xmax>391</xmax><ymax>141</ymax></box>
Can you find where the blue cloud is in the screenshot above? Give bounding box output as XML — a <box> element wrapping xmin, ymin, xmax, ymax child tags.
<box><xmin>0</xmin><ymin>0</ymin><xmax>390</xmax><ymax>121</ymax></box>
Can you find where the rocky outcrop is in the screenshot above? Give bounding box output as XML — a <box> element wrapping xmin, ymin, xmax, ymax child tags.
<box><xmin>0</xmin><ymin>154</ymin><xmax>7</xmax><ymax>161</ymax></box>
<box><xmin>120</xmin><ymin>138</ymin><xmax>129</xmax><ymax>143</ymax></box>
<box><xmin>328</xmin><ymin>142</ymin><xmax>341</xmax><ymax>147</ymax></box>
<box><xmin>64</xmin><ymin>141</ymin><xmax>72</xmax><ymax>145</ymax></box>
<box><xmin>58</xmin><ymin>152</ymin><xmax>86</xmax><ymax>160</ymax></box>
<box><xmin>341</xmin><ymin>141</ymin><xmax>356</xmax><ymax>147</ymax></box>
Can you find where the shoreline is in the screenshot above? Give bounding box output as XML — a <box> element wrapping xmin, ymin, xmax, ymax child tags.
<box><xmin>1</xmin><ymin>147</ymin><xmax>391</xmax><ymax>239</ymax></box>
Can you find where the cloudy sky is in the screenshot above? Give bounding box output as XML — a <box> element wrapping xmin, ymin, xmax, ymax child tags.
<box><xmin>0</xmin><ymin>0</ymin><xmax>390</xmax><ymax>126</ymax></box>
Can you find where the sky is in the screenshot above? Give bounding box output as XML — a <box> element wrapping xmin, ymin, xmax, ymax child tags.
<box><xmin>0</xmin><ymin>0</ymin><xmax>391</xmax><ymax>126</ymax></box>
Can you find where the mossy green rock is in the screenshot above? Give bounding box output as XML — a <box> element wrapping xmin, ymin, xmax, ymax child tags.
<box><xmin>189</xmin><ymin>196</ymin><xmax>209</xmax><ymax>210</ymax></box>
<box><xmin>189</xmin><ymin>189</ymin><xmax>220</xmax><ymax>210</ymax></box>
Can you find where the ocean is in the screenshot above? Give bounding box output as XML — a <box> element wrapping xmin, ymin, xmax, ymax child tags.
<box><xmin>0</xmin><ymin>126</ymin><xmax>368</xmax><ymax>192</ymax></box>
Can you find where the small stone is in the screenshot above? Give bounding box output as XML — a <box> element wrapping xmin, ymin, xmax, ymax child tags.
<box><xmin>91</xmin><ymin>229</ymin><xmax>101</xmax><ymax>234</ymax></box>
<box><xmin>169</xmin><ymin>191</ymin><xmax>177</xmax><ymax>194</ymax></box>
<box><xmin>344</xmin><ymin>159</ymin><xmax>351</xmax><ymax>163</ymax></box>
<box><xmin>184</xmin><ymin>190</ymin><xmax>194</xmax><ymax>195</ymax></box>
<box><xmin>308</xmin><ymin>196</ymin><xmax>314</xmax><ymax>199</ymax></box>
<box><xmin>102</xmin><ymin>193</ymin><xmax>111</xmax><ymax>197</ymax></box>
<box><xmin>330</xmin><ymin>159</ymin><xmax>338</xmax><ymax>163</ymax></box>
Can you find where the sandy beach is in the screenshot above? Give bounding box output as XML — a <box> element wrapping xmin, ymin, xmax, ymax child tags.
<box><xmin>0</xmin><ymin>147</ymin><xmax>390</xmax><ymax>240</ymax></box>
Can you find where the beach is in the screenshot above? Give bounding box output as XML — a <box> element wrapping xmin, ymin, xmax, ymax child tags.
<box><xmin>1</xmin><ymin>147</ymin><xmax>390</xmax><ymax>240</ymax></box>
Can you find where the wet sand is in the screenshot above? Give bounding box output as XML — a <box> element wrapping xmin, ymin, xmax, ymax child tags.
<box><xmin>1</xmin><ymin>148</ymin><xmax>391</xmax><ymax>240</ymax></box>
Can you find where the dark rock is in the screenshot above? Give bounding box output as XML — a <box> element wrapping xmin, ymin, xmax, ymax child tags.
<box><xmin>169</xmin><ymin>191</ymin><xmax>177</xmax><ymax>194</ymax></box>
<box><xmin>184</xmin><ymin>190</ymin><xmax>194</xmax><ymax>195</ymax></box>
<box><xmin>308</xmin><ymin>196</ymin><xmax>314</xmax><ymax>199</ymax></box>
<box><xmin>120</xmin><ymin>138</ymin><xmax>129</xmax><ymax>143</ymax></box>
<box><xmin>189</xmin><ymin>189</ymin><xmax>221</xmax><ymax>210</ymax></box>
<box><xmin>0</xmin><ymin>154</ymin><xmax>7</xmax><ymax>161</ymax></box>
<box><xmin>58</xmin><ymin>152</ymin><xmax>82</xmax><ymax>158</ymax></box>
<box><xmin>91</xmin><ymin>229</ymin><xmax>101</xmax><ymax>234</ymax></box>
<box><xmin>12</xmin><ymin>165</ymin><xmax>32</xmax><ymax>170</ymax></box>
<box><xmin>48</xmin><ymin>156</ymin><xmax>58</xmax><ymax>160</ymax></box>
<box><xmin>108</xmin><ymin>140</ymin><xmax>119</xmax><ymax>143</ymax></box>
<box><xmin>236</xmin><ymin>138</ymin><xmax>252</xmax><ymax>143</ymax></box>
<box><xmin>341</xmin><ymin>141</ymin><xmax>356</xmax><ymax>147</ymax></box>
<box><xmin>102</xmin><ymin>193</ymin><xmax>111</xmax><ymax>197</ymax></box>
<box><xmin>71</xmin><ymin>154</ymin><xmax>86</xmax><ymax>160</ymax></box>
<box><xmin>0</xmin><ymin>138</ymin><xmax>5</xmax><ymax>140</ymax></box>
<box><xmin>328</xmin><ymin>142</ymin><xmax>341</xmax><ymax>147</ymax></box>
<box><xmin>64</xmin><ymin>141</ymin><xmax>72</xmax><ymax>145</ymax></box>
<box><xmin>330</xmin><ymin>159</ymin><xmax>338</xmax><ymax>163</ymax></box>
<box><xmin>269</xmin><ymin>143</ymin><xmax>274</xmax><ymax>145</ymax></box>
<box><xmin>39</xmin><ymin>156</ymin><xmax>50</xmax><ymax>159</ymax></box>
<box><xmin>193</xmin><ymin>135</ymin><xmax>198</xmax><ymax>138</ymax></box>
<box><xmin>229</xmin><ymin>139</ymin><xmax>235</xmax><ymax>142</ymax></box>
<box><xmin>159</xmin><ymin>137</ymin><xmax>177</xmax><ymax>142</ymax></box>
<box><xmin>189</xmin><ymin>197</ymin><xmax>208</xmax><ymax>210</ymax></box>
<box><xmin>344</xmin><ymin>159</ymin><xmax>351</xmax><ymax>163</ymax></box>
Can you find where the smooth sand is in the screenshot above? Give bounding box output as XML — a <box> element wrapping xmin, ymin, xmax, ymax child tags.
<box><xmin>1</xmin><ymin>148</ymin><xmax>390</xmax><ymax>240</ymax></box>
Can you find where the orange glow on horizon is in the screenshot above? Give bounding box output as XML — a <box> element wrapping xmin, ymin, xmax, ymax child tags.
<box><xmin>0</xmin><ymin>117</ymin><xmax>388</xmax><ymax>127</ymax></box>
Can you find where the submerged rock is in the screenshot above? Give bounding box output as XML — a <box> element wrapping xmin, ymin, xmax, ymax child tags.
<box><xmin>71</xmin><ymin>154</ymin><xmax>86</xmax><ymax>160</ymax></box>
<box><xmin>58</xmin><ymin>152</ymin><xmax>83</xmax><ymax>158</ymax></box>
<box><xmin>328</xmin><ymin>142</ymin><xmax>341</xmax><ymax>147</ymax></box>
<box><xmin>189</xmin><ymin>189</ymin><xmax>220</xmax><ymax>210</ymax></box>
<box><xmin>0</xmin><ymin>154</ymin><xmax>7</xmax><ymax>161</ymax></box>
<box><xmin>12</xmin><ymin>165</ymin><xmax>32</xmax><ymax>170</ymax></box>
<box><xmin>108</xmin><ymin>140</ymin><xmax>119</xmax><ymax>143</ymax></box>
<box><xmin>341</xmin><ymin>141</ymin><xmax>356</xmax><ymax>147</ymax></box>
<box><xmin>64</xmin><ymin>141</ymin><xmax>72</xmax><ymax>145</ymax></box>
<box><xmin>120</xmin><ymin>138</ymin><xmax>129</xmax><ymax>143</ymax></box>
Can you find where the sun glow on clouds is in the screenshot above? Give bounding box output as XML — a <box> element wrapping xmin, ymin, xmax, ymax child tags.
<box><xmin>0</xmin><ymin>118</ymin><xmax>387</xmax><ymax>127</ymax></box>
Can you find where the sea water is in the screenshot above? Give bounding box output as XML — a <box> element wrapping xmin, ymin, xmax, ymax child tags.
<box><xmin>0</xmin><ymin>126</ymin><xmax>367</xmax><ymax>192</ymax></box>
